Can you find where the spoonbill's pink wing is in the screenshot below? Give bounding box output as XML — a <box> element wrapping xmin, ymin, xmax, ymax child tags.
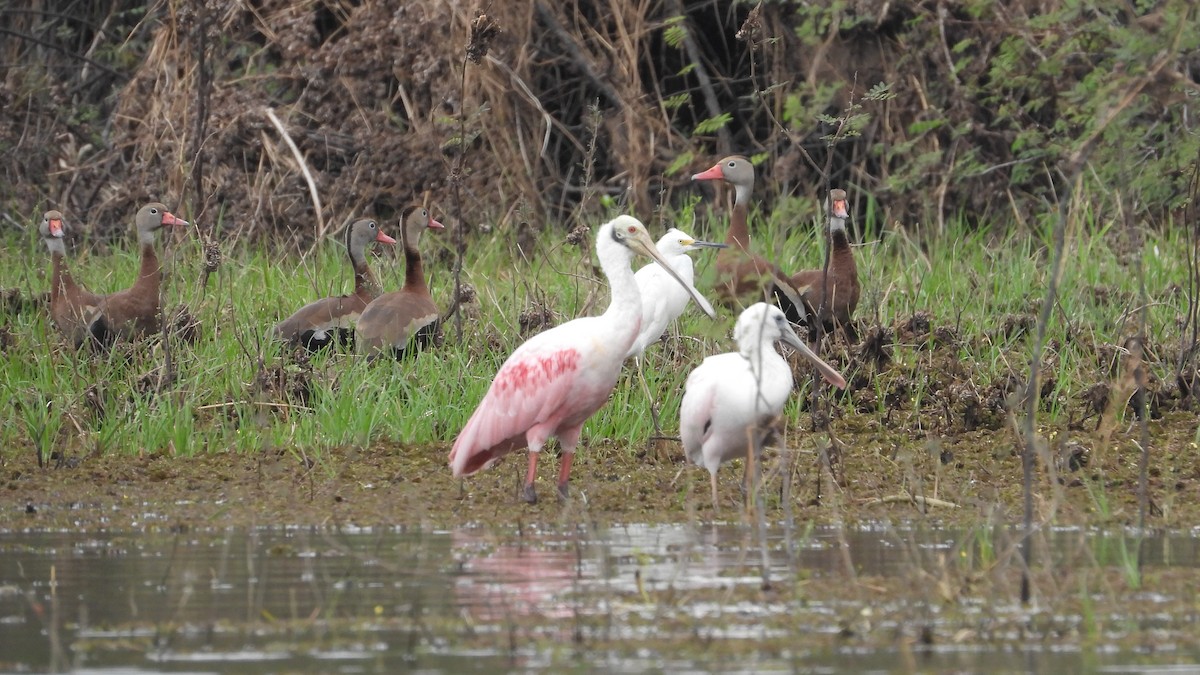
<box><xmin>450</xmin><ymin>335</ymin><xmax>588</xmax><ymax>477</ymax></box>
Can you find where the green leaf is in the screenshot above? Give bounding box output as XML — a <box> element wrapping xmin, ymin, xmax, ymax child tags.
<box><xmin>662</xmin><ymin>92</ymin><xmax>691</xmax><ymax>111</ymax></box>
<box><xmin>665</xmin><ymin>151</ymin><xmax>695</xmax><ymax>176</ymax></box>
<box><xmin>693</xmin><ymin>112</ymin><xmax>733</xmax><ymax>135</ymax></box>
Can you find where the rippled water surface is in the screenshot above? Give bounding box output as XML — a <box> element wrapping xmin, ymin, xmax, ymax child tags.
<box><xmin>2</xmin><ymin>524</ymin><xmax>1199</xmax><ymax>672</ymax></box>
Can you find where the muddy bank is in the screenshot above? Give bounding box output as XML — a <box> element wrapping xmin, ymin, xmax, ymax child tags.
<box><xmin>4</xmin><ymin>412</ymin><xmax>1197</xmax><ymax>531</ymax></box>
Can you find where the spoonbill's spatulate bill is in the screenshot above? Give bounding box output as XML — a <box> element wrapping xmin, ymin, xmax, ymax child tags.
<box><xmin>627</xmin><ymin>227</ymin><xmax>726</xmax><ymax>359</ymax></box>
<box><xmin>627</xmin><ymin>227</ymin><xmax>726</xmax><ymax>436</ymax></box>
<box><xmin>450</xmin><ymin>215</ymin><xmax>717</xmax><ymax>504</ymax></box>
<box><xmin>679</xmin><ymin>302</ymin><xmax>846</xmax><ymax>511</ymax></box>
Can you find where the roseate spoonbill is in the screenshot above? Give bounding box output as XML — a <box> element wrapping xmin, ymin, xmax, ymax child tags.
<box><xmin>356</xmin><ymin>206</ymin><xmax>445</xmax><ymax>359</ymax></box>
<box><xmin>789</xmin><ymin>189</ymin><xmax>860</xmax><ymax>339</ymax></box>
<box><xmin>626</xmin><ymin>227</ymin><xmax>726</xmax><ymax>435</ymax></box>
<box><xmin>39</xmin><ymin>210</ymin><xmax>104</xmax><ymax>347</ymax></box>
<box><xmin>680</xmin><ymin>302</ymin><xmax>846</xmax><ymax>511</ymax></box>
<box><xmin>274</xmin><ymin>218</ymin><xmax>397</xmax><ymax>350</ymax></box>
<box><xmin>98</xmin><ymin>203</ymin><xmax>187</xmax><ymax>341</ymax></box>
<box><xmin>450</xmin><ymin>215</ymin><xmax>717</xmax><ymax>504</ymax></box>
<box><xmin>691</xmin><ymin>155</ymin><xmax>813</xmax><ymax>325</ymax></box>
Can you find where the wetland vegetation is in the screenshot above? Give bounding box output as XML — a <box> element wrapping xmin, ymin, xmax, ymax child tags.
<box><xmin>1</xmin><ymin>191</ymin><xmax>1196</xmax><ymax>531</ymax></box>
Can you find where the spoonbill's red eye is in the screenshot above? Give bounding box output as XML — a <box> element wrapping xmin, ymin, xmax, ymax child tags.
<box><xmin>627</xmin><ymin>226</ymin><xmax>636</xmax><ymax>233</ymax></box>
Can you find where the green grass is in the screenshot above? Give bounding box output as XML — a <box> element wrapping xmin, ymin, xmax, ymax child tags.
<box><xmin>0</xmin><ymin>199</ymin><xmax>1191</xmax><ymax>465</ymax></box>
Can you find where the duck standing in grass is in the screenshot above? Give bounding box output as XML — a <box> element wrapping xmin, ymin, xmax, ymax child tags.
<box><xmin>356</xmin><ymin>206</ymin><xmax>444</xmax><ymax>359</ymax></box>
<box><xmin>39</xmin><ymin>210</ymin><xmax>104</xmax><ymax>347</ymax></box>
<box><xmin>627</xmin><ymin>227</ymin><xmax>726</xmax><ymax>435</ymax></box>
<box><xmin>97</xmin><ymin>202</ymin><xmax>187</xmax><ymax>342</ymax></box>
<box><xmin>788</xmin><ymin>188</ymin><xmax>860</xmax><ymax>339</ymax></box>
<box><xmin>680</xmin><ymin>302</ymin><xmax>846</xmax><ymax>511</ymax></box>
<box><xmin>691</xmin><ymin>155</ymin><xmax>813</xmax><ymax>325</ymax></box>
<box><xmin>274</xmin><ymin>218</ymin><xmax>397</xmax><ymax>350</ymax></box>
<box><xmin>450</xmin><ymin>215</ymin><xmax>717</xmax><ymax>505</ymax></box>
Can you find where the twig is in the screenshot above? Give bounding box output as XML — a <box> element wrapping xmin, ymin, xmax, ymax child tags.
<box><xmin>196</xmin><ymin>400</ymin><xmax>314</xmax><ymax>412</ymax></box>
<box><xmin>673</xmin><ymin>0</ymin><xmax>730</xmax><ymax>154</ymax></box>
<box><xmin>485</xmin><ymin>55</ymin><xmax>563</xmax><ymax>157</ymax></box>
<box><xmin>863</xmin><ymin>494</ymin><xmax>960</xmax><ymax>509</ymax></box>
<box><xmin>264</xmin><ymin>107</ymin><xmax>325</xmax><ymax>243</ymax></box>
<box><xmin>532</xmin><ymin>2</ymin><xmax>623</xmax><ymax>109</ymax></box>
<box><xmin>0</xmin><ymin>27</ymin><xmax>125</xmax><ymax>81</ymax></box>
<box><xmin>1178</xmin><ymin>152</ymin><xmax>1200</xmax><ymax>410</ymax></box>
<box><xmin>190</xmin><ymin>0</ymin><xmax>216</xmax><ymax>292</ymax></box>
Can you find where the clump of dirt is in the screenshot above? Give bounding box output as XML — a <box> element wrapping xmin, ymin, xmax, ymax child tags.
<box><xmin>1074</xmin><ymin>382</ymin><xmax>1110</xmax><ymax>429</ymax></box>
<box><xmin>168</xmin><ymin>304</ymin><xmax>202</xmax><ymax>345</ymax></box>
<box><xmin>996</xmin><ymin>313</ymin><xmax>1036</xmax><ymax>341</ymax></box>
<box><xmin>255</xmin><ymin>350</ymin><xmax>315</xmax><ymax>407</ymax></box>
<box><xmin>133</xmin><ymin>364</ymin><xmax>174</xmax><ymax>396</ymax></box>
<box><xmin>82</xmin><ymin>384</ymin><xmax>106</xmax><ymax>423</ymax></box>
<box><xmin>930</xmin><ymin>325</ymin><xmax>960</xmax><ymax>350</ymax></box>
<box><xmin>1</xmin><ymin>288</ymin><xmax>45</xmax><ymax>316</ymax></box>
<box><xmin>565</xmin><ymin>225</ymin><xmax>592</xmax><ymax>248</ymax></box>
<box><xmin>856</xmin><ymin>324</ymin><xmax>893</xmax><ymax>368</ymax></box>
<box><xmin>896</xmin><ymin>310</ymin><xmax>932</xmax><ymax>344</ymax></box>
<box><xmin>518</xmin><ymin>303</ymin><xmax>555</xmax><ymax>336</ymax></box>
<box><xmin>514</xmin><ymin>222</ymin><xmax>541</xmax><ymax>261</ymax></box>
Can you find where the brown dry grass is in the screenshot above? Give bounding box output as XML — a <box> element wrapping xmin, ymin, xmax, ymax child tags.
<box><xmin>2</xmin><ymin>1</ymin><xmax>1195</xmax><ymax>241</ymax></box>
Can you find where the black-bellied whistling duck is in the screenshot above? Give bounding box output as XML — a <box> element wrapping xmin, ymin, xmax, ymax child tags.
<box><xmin>39</xmin><ymin>210</ymin><xmax>104</xmax><ymax>347</ymax></box>
<box><xmin>97</xmin><ymin>202</ymin><xmax>187</xmax><ymax>341</ymax></box>
<box><xmin>691</xmin><ymin>155</ymin><xmax>813</xmax><ymax>325</ymax></box>
<box><xmin>356</xmin><ymin>206</ymin><xmax>444</xmax><ymax>358</ymax></box>
<box><xmin>274</xmin><ymin>218</ymin><xmax>397</xmax><ymax>350</ymax></box>
<box><xmin>789</xmin><ymin>188</ymin><xmax>860</xmax><ymax>338</ymax></box>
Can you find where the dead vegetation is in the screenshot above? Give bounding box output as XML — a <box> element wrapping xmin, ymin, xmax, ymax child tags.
<box><xmin>2</xmin><ymin>1</ymin><xmax>1196</xmax><ymax>241</ymax></box>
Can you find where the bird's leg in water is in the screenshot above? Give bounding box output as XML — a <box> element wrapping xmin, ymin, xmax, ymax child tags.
<box><xmin>523</xmin><ymin>451</ymin><xmax>540</xmax><ymax>504</ymax></box>
<box><xmin>556</xmin><ymin>452</ymin><xmax>574</xmax><ymax>502</ymax></box>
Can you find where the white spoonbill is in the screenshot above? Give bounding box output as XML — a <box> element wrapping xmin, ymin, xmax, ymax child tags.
<box><xmin>679</xmin><ymin>302</ymin><xmax>846</xmax><ymax>511</ymax></box>
<box><xmin>627</xmin><ymin>228</ymin><xmax>726</xmax><ymax>435</ymax></box>
<box><xmin>450</xmin><ymin>215</ymin><xmax>718</xmax><ymax>504</ymax></box>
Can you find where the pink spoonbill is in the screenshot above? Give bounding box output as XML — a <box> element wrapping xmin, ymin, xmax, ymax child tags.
<box><xmin>450</xmin><ymin>215</ymin><xmax>717</xmax><ymax>504</ymax></box>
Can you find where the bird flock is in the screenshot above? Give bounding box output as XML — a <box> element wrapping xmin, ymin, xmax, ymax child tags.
<box><xmin>38</xmin><ymin>156</ymin><xmax>860</xmax><ymax>510</ymax></box>
<box><xmin>41</xmin><ymin>203</ymin><xmax>187</xmax><ymax>348</ymax></box>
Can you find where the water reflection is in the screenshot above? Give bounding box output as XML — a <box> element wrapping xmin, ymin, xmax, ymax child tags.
<box><xmin>454</xmin><ymin>531</ymin><xmax>582</xmax><ymax>623</ymax></box>
<box><xmin>0</xmin><ymin>524</ymin><xmax>1198</xmax><ymax>672</ymax></box>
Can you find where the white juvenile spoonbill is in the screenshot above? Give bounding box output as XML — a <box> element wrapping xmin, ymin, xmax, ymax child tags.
<box><xmin>626</xmin><ymin>227</ymin><xmax>726</xmax><ymax>434</ymax></box>
<box><xmin>450</xmin><ymin>215</ymin><xmax>718</xmax><ymax>504</ymax></box>
<box><xmin>680</xmin><ymin>302</ymin><xmax>846</xmax><ymax>511</ymax></box>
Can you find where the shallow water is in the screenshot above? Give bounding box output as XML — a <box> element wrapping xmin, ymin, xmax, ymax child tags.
<box><xmin>1</xmin><ymin>523</ymin><xmax>1199</xmax><ymax>673</ymax></box>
